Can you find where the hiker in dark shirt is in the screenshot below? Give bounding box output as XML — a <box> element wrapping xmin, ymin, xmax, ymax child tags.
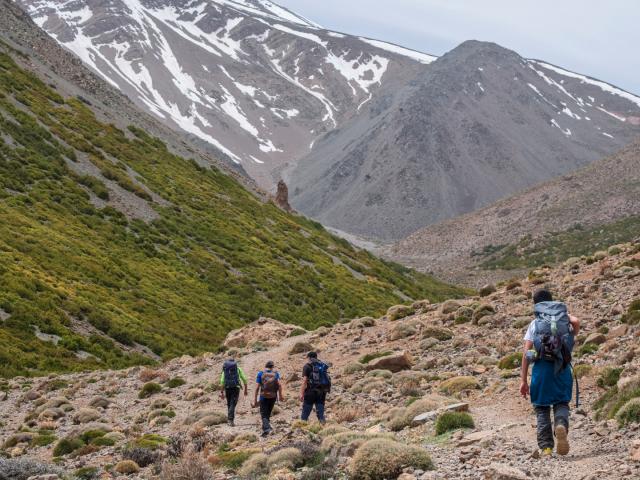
<box><xmin>252</xmin><ymin>360</ymin><xmax>283</xmax><ymax>436</ymax></box>
<box><xmin>299</xmin><ymin>351</ymin><xmax>331</xmax><ymax>424</ymax></box>
<box><xmin>219</xmin><ymin>357</ymin><xmax>248</xmax><ymax>427</ymax></box>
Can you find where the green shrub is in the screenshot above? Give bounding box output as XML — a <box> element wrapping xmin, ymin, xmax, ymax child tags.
<box><xmin>622</xmin><ymin>299</ymin><xmax>640</xmax><ymax>325</ymax></box>
<box><xmin>350</xmin><ymin>439</ymin><xmax>433</xmax><ymax>479</ymax></box>
<box><xmin>289</xmin><ymin>328</ymin><xmax>307</xmax><ymax>337</ymax></box>
<box><xmin>498</xmin><ymin>352</ymin><xmax>521</xmax><ymax>370</ymax></box>
<box><xmin>75</xmin><ymin>466</ymin><xmax>99</xmax><ymax>479</ymax></box>
<box><xmin>439</xmin><ymin>376</ymin><xmax>480</xmax><ymax>395</ymax></box>
<box><xmin>130</xmin><ymin>434</ymin><xmax>167</xmax><ymax>450</ymax></box>
<box><xmin>210</xmin><ymin>450</ymin><xmax>256</xmax><ymax>470</ymax></box>
<box><xmin>166</xmin><ymin>377</ymin><xmax>186</xmax><ymax>388</ymax></box>
<box><xmin>139</xmin><ymin>382</ymin><xmax>162</xmax><ymax>399</ymax></box>
<box><xmin>616</xmin><ymin>398</ymin><xmax>640</xmax><ymax>426</ymax></box>
<box><xmin>597</xmin><ymin>367</ymin><xmax>623</xmax><ymax>388</ymax></box>
<box><xmin>387</xmin><ymin>305</ymin><xmax>415</xmax><ymax>321</ymax></box>
<box><xmin>359</xmin><ymin>351</ymin><xmax>392</xmax><ymax>364</ymax></box>
<box><xmin>30</xmin><ymin>433</ymin><xmax>57</xmax><ymax>447</ymax></box>
<box><xmin>422</xmin><ymin>327</ymin><xmax>453</xmax><ymax>341</ymax></box>
<box><xmin>578</xmin><ymin>343</ymin><xmax>599</xmax><ymax>357</ymax></box>
<box><xmin>343</xmin><ymin>362</ymin><xmax>365</xmax><ymax>374</ymax></box>
<box><xmin>238</xmin><ymin>453</ymin><xmax>268</xmax><ymax>477</ymax></box>
<box><xmin>434</xmin><ymin>411</ymin><xmax>474</xmax><ymax>435</ymax></box>
<box><xmin>53</xmin><ymin>437</ymin><xmax>84</xmax><ymax>457</ymax></box>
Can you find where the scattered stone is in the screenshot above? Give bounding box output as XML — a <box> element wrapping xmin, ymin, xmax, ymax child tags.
<box><xmin>484</xmin><ymin>463</ymin><xmax>529</xmax><ymax>480</ymax></box>
<box><xmin>458</xmin><ymin>430</ymin><xmax>494</xmax><ymax>447</ymax></box>
<box><xmin>584</xmin><ymin>332</ymin><xmax>607</xmax><ymax>345</ymax></box>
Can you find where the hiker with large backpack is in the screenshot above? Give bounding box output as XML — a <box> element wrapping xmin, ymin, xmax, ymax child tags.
<box><xmin>219</xmin><ymin>357</ymin><xmax>248</xmax><ymax>427</ymax></box>
<box><xmin>299</xmin><ymin>351</ymin><xmax>331</xmax><ymax>424</ymax></box>
<box><xmin>520</xmin><ymin>289</ymin><xmax>580</xmax><ymax>456</ymax></box>
<box><xmin>252</xmin><ymin>360</ymin><xmax>284</xmax><ymax>436</ymax></box>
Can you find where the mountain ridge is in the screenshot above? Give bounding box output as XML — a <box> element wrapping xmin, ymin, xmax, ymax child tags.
<box><xmin>384</xmin><ymin>136</ymin><xmax>640</xmax><ymax>286</ymax></box>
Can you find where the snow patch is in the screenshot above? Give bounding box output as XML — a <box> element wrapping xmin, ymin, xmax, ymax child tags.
<box><xmin>359</xmin><ymin>37</ymin><xmax>436</xmax><ymax>64</ymax></box>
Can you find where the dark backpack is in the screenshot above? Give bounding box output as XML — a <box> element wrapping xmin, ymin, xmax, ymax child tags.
<box><xmin>308</xmin><ymin>360</ymin><xmax>331</xmax><ymax>393</ymax></box>
<box><xmin>532</xmin><ymin>301</ymin><xmax>575</xmax><ymax>375</ymax></box>
<box><xmin>223</xmin><ymin>360</ymin><xmax>240</xmax><ymax>388</ymax></box>
<box><xmin>260</xmin><ymin>370</ymin><xmax>279</xmax><ymax>399</ymax></box>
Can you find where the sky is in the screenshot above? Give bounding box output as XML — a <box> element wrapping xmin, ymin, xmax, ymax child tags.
<box><xmin>277</xmin><ymin>0</ymin><xmax>640</xmax><ymax>95</ymax></box>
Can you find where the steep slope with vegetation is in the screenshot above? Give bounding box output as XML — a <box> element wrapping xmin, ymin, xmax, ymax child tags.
<box><xmin>0</xmin><ymin>49</ymin><xmax>464</xmax><ymax>378</ymax></box>
<box><xmin>1</xmin><ymin>239</ymin><xmax>639</xmax><ymax>479</ymax></box>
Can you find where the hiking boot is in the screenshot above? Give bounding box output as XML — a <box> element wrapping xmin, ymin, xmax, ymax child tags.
<box><xmin>228</xmin><ymin>419</ymin><xmax>235</xmax><ymax>427</ymax></box>
<box><xmin>541</xmin><ymin>448</ymin><xmax>553</xmax><ymax>456</ymax></box>
<box><xmin>555</xmin><ymin>425</ymin><xmax>570</xmax><ymax>455</ymax></box>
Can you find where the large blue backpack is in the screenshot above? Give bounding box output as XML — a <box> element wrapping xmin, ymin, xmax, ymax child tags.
<box><xmin>223</xmin><ymin>360</ymin><xmax>240</xmax><ymax>388</ymax></box>
<box><xmin>532</xmin><ymin>301</ymin><xmax>575</xmax><ymax>375</ymax></box>
<box><xmin>308</xmin><ymin>360</ymin><xmax>331</xmax><ymax>392</ymax></box>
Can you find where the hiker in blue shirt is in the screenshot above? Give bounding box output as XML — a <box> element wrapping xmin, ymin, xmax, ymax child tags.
<box><xmin>520</xmin><ymin>289</ymin><xmax>580</xmax><ymax>456</ymax></box>
<box><xmin>252</xmin><ymin>360</ymin><xmax>283</xmax><ymax>436</ymax></box>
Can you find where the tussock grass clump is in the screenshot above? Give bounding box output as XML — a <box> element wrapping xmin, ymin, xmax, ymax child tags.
<box><xmin>390</xmin><ymin>321</ymin><xmax>418</xmax><ymax>340</ymax></box>
<box><xmin>434</xmin><ymin>411</ymin><xmax>474</xmax><ymax>435</ymax></box>
<box><xmin>166</xmin><ymin>377</ymin><xmax>186</xmax><ymax>388</ymax></box>
<box><xmin>266</xmin><ymin>447</ymin><xmax>304</xmax><ymax>471</ymax></box>
<box><xmin>622</xmin><ymin>299</ymin><xmax>640</xmax><ymax>325</ymax></box>
<box><xmin>597</xmin><ymin>367</ymin><xmax>623</xmax><ymax>388</ymax></box>
<box><xmin>359</xmin><ymin>351</ymin><xmax>392</xmax><ymax>365</ymax></box>
<box><xmin>595</xmin><ymin>376</ymin><xmax>640</xmax><ymax>420</ymax></box>
<box><xmin>138</xmin><ymin>382</ymin><xmax>162</xmax><ymax>399</ymax></box>
<box><xmin>387</xmin><ymin>305</ymin><xmax>415</xmax><ymax>321</ymax></box>
<box><xmin>343</xmin><ymin>362</ymin><xmax>365</xmax><ymax>375</ymax></box>
<box><xmin>114</xmin><ymin>460</ymin><xmax>140</xmax><ymax>474</ymax></box>
<box><xmin>498</xmin><ymin>352</ymin><xmax>522</xmax><ymax>370</ymax></box>
<box><xmin>386</xmin><ymin>395</ymin><xmax>449</xmax><ymax>431</ymax></box>
<box><xmin>422</xmin><ymin>327</ymin><xmax>453</xmax><ymax>341</ymax></box>
<box><xmin>366</xmin><ymin>369</ymin><xmax>393</xmax><ymax>379</ymax></box>
<box><xmin>350</xmin><ymin>439</ymin><xmax>433</xmax><ymax>480</ymax></box>
<box><xmin>439</xmin><ymin>376</ymin><xmax>480</xmax><ymax>395</ymax></box>
<box><xmin>616</xmin><ymin>398</ymin><xmax>640</xmax><ymax>427</ymax></box>
<box><xmin>472</xmin><ymin>305</ymin><xmax>495</xmax><ymax>324</ymax></box>
<box><xmin>238</xmin><ymin>453</ymin><xmax>268</xmax><ymax>478</ymax></box>
<box><xmin>350</xmin><ymin>378</ymin><xmax>387</xmax><ymax>394</ymax></box>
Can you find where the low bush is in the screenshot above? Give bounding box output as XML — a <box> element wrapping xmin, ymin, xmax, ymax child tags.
<box><xmin>386</xmin><ymin>395</ymin><xmax>448</xmax><ymax>431</ymax></box>
<box><xmin>266</xmin><ymin>447</ymin><xmax>304</xmax><ymax>471</ymax></box>
<box><xmin>166</xmin><ymin>377</ymin><xmax>186</xmax><ymax>389</ymax></box>
<box><xmin>75</xmin><ymin>466</ymin><xmax>99</xmax><ymax>479</ymax></box>
<box><xmin>114</xmin><ymin>460</ymin><xmax>140</xmax><ymax>474</ymax></box>
<box><xmin>498</xmin><ymin>352</ymin><xmax>521</xmax><ymax>370</ymax></box>
<box><xmin>350</xmin><ymin>439</ymin><xmax>433</xmax><ymax>479</ymax></box>
<box><xmin>343</xmin><ymin>362</ymin><xmax>365</xmax><ymax>375</ymax></box>
<box><xmin>622</xmin><ymin>299</ymin><xmax>640</xmax><ymax>325</ymax></box>
<box><xmin>53</xmin><ymin>437</ymin><xmax>84</xmax><ymax>457</ymax></box>
<box><xmin>0</xmin><ymin>457</ymin><xmax>64</xmax><ymax>480</ymax></box>
<box><xmin>238</xmin><ymin>453</ymin><xmax>268</xmax><ymax>478</ymax></box>
<box><xmin>597</xmin><ymin>367</ymin><xmax>623</xmax><ymax>388</ymax></box>
<box><xmin>578</xmin><ymin>343</ymin><xmax>599</xmax><ymax>357</ymax></box>
<box><xmin>422</xmin><ymin>327</ymin><xmax>453</xmax><ymax>341</ymax></box>
<box><xmin>387</xmin><ymin>305</ymin><xmax>415</xmax><ymax>321</ymax></box>
<box><xmin>123</xmin><ymin>446</ymin><xmax>160</xmax><ymax>468</ymax></box>
<box><xmin>209</xmin><ymin>449</ymin><xmax>256</xmax><ymax>470</ymax></box>
<box><xmin>439</xmin><ymin>376</ymin><xmax>480</xmax><ymax>395</ymax></box>
<box><xmin>139</xmin><ymin>382</ymin><xmax>162</xmax><ymax>399</ymax></box>
<box><xmin>472</xmin><ymin>305</ymin><xmax>495</xmax><ymax>324</ymax></box>
<box><xmin>434</xmin><ymin>411</ymin><xmax>474</xmax><ymax>435</ymax></box>
<box><xmin>359</xmin><ymin>351</ymin><xmax>392</xmax><ymax>365</ymax></box>
<box><xmin>616</xmin><ymin>398</ymin><xmax>640</xmax><ymax>426</ymax></box>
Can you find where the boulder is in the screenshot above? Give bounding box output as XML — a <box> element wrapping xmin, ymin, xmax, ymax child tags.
<box><xmin>584</xmin><ymin>332</ymin><xmax>607</xmax><ymax>345</ymax></box>
<box><xmin>367</xmin><ymin>351</ymin><xmax>413</xmax><ymax>373</ymax></box>
<box><xmin>458</xmin><ymin>430</ymin><xmax>493</xmax><ymax>447</ymax></box>
<box><xmin>411</xmin><ymin>411</ymin><xmax>439</xmax><ymax>426</ymax></box>
<box><xmin>608</xmin><ymin>324</ymin><xmax>628</xmax><ymax>339</ymax></box>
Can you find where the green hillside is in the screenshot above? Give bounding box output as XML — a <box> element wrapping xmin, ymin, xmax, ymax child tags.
<box><xmin>0</xmin><ymin>51</ymin><xmax>466</xmax><ymax>377</ymax></box>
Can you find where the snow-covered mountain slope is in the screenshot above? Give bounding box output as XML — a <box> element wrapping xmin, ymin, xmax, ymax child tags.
<box><xmin>290</xmin><ymin>41</ymin><xmax>640</xmax><ymax>241</ymax></box>
<box><xmin>18</xmin><ymin>0</ymin><xmax>432</xmax><ymax>187</ymax></box>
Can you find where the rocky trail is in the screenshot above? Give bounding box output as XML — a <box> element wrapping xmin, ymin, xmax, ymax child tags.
<box><xmin>1</xmin><ymin>240</ymin><xmax>640</xmax><ymax>479</ymax></box>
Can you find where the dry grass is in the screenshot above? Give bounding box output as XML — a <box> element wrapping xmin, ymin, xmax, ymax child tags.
<box><xmin>160</xmin><ymin>452</ymin><xmax>213</xmax><ymax>480</ymax></box>
<box><xmin>139</xmin><ymin>368</ymin><xmax>159</xmax><ymax>382</ymax></box>
<box><xmin>333</xmin><ymin>406</ymin><xmax>364</xmax><ymax>424</ymax></box>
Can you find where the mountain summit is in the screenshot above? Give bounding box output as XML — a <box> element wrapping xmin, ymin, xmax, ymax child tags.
<box><xmin>289</xmin><ymin>40</ymin><xmax>640</xmax><ymax>241</ymax></box>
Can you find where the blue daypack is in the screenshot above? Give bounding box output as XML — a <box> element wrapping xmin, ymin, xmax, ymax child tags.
<box><xmin>532</xmin><ymin>301</ymin><xmax>575</xmax><ymax>375</ymax></box>
<box><xmin>223</xmin><ymin>360</ymin><xmax>240</xmax><ymax>388</ymax></box>
<box><xmin>309</xmin><ymin>360</ymin><xmax>331</xmax><ymax>392</ymax></box>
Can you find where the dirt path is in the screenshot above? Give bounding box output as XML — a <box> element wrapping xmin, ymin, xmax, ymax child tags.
<box><xmin>424</xmin><ymin>378</ymin><xmax>638</xmax><ymax>479</ymax></box>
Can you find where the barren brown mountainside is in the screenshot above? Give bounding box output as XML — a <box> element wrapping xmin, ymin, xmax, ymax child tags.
<box><xmin>384</xmin><ymin>138</ymin><xmax>640</xmax><ymax>286</ymax></box>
